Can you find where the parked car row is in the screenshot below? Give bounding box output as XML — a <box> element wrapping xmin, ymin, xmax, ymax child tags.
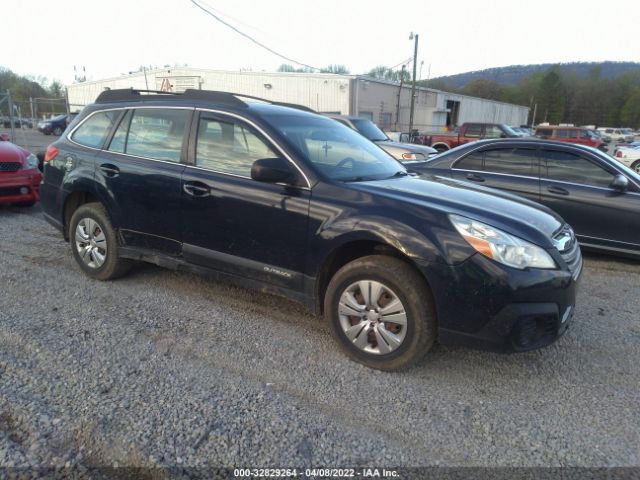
<box><xmin>1</xmin><ymin>117</ymin><xmax>34</xmax><ymax>128</ymax></box>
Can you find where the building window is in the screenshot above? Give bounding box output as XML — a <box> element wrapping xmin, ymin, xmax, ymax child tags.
<box><xmin>380</xmin><ymin>113</ymin><xmax>392</xmax><ymax>130</ymax></box>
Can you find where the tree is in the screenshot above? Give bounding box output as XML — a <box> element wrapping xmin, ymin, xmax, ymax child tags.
<box><xmin>366</xmin><ymin>65</ymin><xmax>410</xmax><ymax>83</ymax></box>
<box><xmin>48</xmin><ymin>80</ymin><xmax>64</xmax><ymax>98</ymax></box>
<box><xmin>620</xmin><ymin>88</ymin><xmax>640</xmax><ymax>128</ymax></box>
<box><xmin>319</xmin><ymin>64</ymin><xmax>349</xmax><ymax>74</ymax></box>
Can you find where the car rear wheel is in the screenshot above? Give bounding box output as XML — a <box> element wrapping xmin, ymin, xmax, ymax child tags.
<box><xmin>52</xmin><ymin>126</ymin><xmax>63</xmax><ymax>136</ymax></box>
<box><xmin>632</xmin><ymin>160</ymin><xmax>640</xmax><ymax>173</ymax></box>
<box><xmin>69</xmin><ymin>203</ymin><xmax>131</xmax><ymax>280</ymax></box>
<box><xmin>324</xmin><ymin>255</ymin><xmax>436</xmax><ymax>370</ymax></box>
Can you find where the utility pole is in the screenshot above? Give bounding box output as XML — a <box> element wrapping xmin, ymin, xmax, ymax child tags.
<box><xmin>395</xmin><ymin>64</ymin><xmax>406</xmax><ymax>131</ymax></box>
<box><xmin>408</xmin><ymin>32</ymin><xmax>419</xmax><ymax>137</ymax></box>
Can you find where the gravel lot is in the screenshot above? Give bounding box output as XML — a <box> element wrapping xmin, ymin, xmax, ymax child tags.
<box><xmin>1</xmin><ymin>203</ymin><xmax>639</xmax><ymax>476</ymax></box>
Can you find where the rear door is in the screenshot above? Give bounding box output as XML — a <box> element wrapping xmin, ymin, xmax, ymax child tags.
<box><xmin>96</xmin><ymin>107</ymin><xmax>191</xmax><ymax>254</ymax></box>
<box><xmin>538</xmin><ymin>148</ymin><xmax>639</xmax><ymax>250</ymax></box>
<box><xmin>450</xmin><ymin>146</ymin><xmax>541</xmax><ymax>202</ymax></box>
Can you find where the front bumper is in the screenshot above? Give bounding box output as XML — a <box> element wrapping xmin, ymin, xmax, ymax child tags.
<box><xmin>418</xmin><ymin>251</ymin><xmax>581</xmax><ymax>353</ymax></box>
<box><xmin>0</xmin><ymin>170</ymin><xmax>42</xmax><ymax>204</ymax></box>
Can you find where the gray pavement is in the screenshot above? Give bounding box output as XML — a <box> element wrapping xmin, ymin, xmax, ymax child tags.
<box><xmin>0</xmin><ymin>204</ymin><xmax>638</xmax><ymax>475</ymax></box>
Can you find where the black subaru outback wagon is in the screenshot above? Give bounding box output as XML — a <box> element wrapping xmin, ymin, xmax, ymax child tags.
<box><xmin>40</xmin><ymin>89</ymin><xmax>582</xmax><ymax>370</ymax></box>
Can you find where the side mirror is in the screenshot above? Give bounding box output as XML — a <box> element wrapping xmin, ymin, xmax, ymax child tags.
<box><xmin>500</xmin><ymin>133</ymin><xmax>507</xmax><ymax>138</ymax></box>
<box><xmin>610</xmin><ymin>174</ymin><xmax>628</xmax><ymax>192</ymax></box>
<box><xmin>251</xmin><ymin>157</ymin><xmax>295</xmax><ymax>185</ymax></box>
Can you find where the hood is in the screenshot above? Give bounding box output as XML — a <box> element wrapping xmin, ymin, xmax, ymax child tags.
<box><xmin>375</xmin><ymin>140</ymin><xmax>438</xmax><ymax>157</ymax></box>
<box><xmin>0</xmin><ymin>140</ymin><xmax>27</xmax><ymax>164</ymax></box>
<box><xmin>350</xmin><ymin>174</ymin><xmax>564</xmax><ymax>247</ymax></box>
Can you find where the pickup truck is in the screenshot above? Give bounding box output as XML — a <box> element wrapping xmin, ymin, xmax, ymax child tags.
<box><xmin>421</xmin><ymin>123</ymin><xmax>521</xmax><ymax>152</ymax></box>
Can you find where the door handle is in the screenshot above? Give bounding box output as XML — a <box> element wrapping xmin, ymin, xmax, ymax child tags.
<box><xmin>183</xmin><ymin>181</ymin><xmax>211</xmax><ymax>197</ymax></box>
<box><xmin>100</xmin><ymin>163</ymin><xmax>120</xmax><ymax>177</ymax></box>
<box><xmin>547</xmin><ymin>185</ymin><xmax>569</xmax><ymax>196</ymax></box>
<box><xmin>466</xmin><ymin>173</ymin><xmax>485</xmax><ymax>182</ymax></box>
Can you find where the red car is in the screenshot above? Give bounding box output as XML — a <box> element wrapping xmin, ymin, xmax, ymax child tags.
<box><xmin>534</xmin><ymin>126</ymin><xmax>606</xmax><ymax>151</ymax></box>
<box><xmin>0</xmin><ymin>132</ymin><xmax>42</xmax><ymax>206</ymax></box>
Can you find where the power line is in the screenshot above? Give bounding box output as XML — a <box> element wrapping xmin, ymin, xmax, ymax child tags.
<box><xmin>189</xmin><ymin>0</ymin><xmax>320</xmax><ymax>71</ymax></box>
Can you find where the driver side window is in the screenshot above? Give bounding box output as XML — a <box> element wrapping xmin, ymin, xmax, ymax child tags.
<box><xmin>195</xmin><ymin>116</ymin><xmax>277</xmax><ymax>177</ymax></box>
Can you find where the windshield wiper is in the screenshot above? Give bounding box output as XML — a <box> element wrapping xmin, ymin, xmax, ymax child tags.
<box><xmin>340</xmin><ymin>176</ymin><xmax>376</xmax><ymax>182</ymax></box>
<box><xmin>387</xmin><ymin>170</ymin><xmax>409</xmax><ymax>179</ymax></box>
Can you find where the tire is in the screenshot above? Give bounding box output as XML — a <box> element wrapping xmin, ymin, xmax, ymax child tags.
<box><xmin>434</xmin><ymin>145</ymin><xmax>449</xmax><ymax>153</ymax></box>
<box><xmin>52</xmin><ymin>126</ymin><xmax>63</xmax><ymax>136</ymax></box>
<box><xmin>632</xmin><ymin>161</ymin><xmax>640</xmax><ymax>174</ymax></box>
<box><xmin>324</xmin><ymin>255</ymin><xmax>437</xmax><ymax>371</ymax></box>
<box><xmin>69</xmin><ymin>202</ymin><xmax>132</xmax><ymax>280</ymax></box>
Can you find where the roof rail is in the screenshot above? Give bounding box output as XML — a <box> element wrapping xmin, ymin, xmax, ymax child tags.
<box><xmin>94</xmin><ymin>88</ymin><xmax>315</xmax><ymax>112</ymax></box>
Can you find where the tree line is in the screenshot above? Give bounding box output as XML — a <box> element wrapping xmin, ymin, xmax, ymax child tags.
<box><xmin>419</xmin><ymin>65</ymin><xmax>640</xmax><ymax>128</ymax></box>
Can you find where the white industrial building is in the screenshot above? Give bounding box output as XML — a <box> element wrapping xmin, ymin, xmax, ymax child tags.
<box><xmin>66</xmin><ymin>67</ymin><xmax>529</xmax><ymax>133</ymax></box>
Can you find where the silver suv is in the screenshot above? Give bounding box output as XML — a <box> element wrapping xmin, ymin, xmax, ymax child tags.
<box><xmin>328</xmin><ymin>115</ymin><xmax>437</xmax><ymax>162</ymax></box>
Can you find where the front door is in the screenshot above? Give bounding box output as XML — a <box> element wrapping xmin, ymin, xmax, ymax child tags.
<box><xmin>180</xmin><ymin>111</ymin><xmax>310</xmax><ymax>291</ymax></box>
<box><xmin>538</xmin><ymin>148</ymin><xmax>639</xmax><ymax>251</ymax></box>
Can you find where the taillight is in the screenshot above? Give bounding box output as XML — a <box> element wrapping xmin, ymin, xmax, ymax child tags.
<box><xmin>615</xmin><ymin>150</ymin><xmax>623</xmax><ymax>158</ymax></box>
<box><xmin>44</xmin><ymin>145</ymin><xmax>59</xmax><ymax>162</ymax></box>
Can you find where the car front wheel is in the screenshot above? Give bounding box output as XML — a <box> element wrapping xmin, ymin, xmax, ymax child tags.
<box><xmin>69</xmin><ymin>203</ymin><xmax>131</xmax><ymax>280</ymax></box>
<box><xmin>324</xmin><ymin>255</ymin><xmax>436</xmax><ymax>370</ymax></box>
<box><xmin>632</xmin><ymin>160</ymin><xmax>640</xmax><ymax>173</ymax></box>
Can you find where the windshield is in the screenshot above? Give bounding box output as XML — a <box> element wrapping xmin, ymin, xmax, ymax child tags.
<box><xmin>351</xmin><ymin>119</ymin><xmax>389</xmax><ymax>142</ymax></box>
<box><xmin>264</xmin><ymin>113</ymin><xmax>405</xmax><ymax>181</ymax></box>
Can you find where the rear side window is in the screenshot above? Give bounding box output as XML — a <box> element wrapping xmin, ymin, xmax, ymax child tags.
<box><xmin>119</xmin><ymin>109</ymin><xmax>189</xmax><ymax>162</ymax></box>
<box><xmin>541</xmin><ymin>150</ymin><xmax>614</xmax><ymax>188</ymax></box>
<box><xmin>483</xmin><ymin>148</ymin><xmax>537</xmax><ymax>176</ymax></box>
<box><xmin>465</xmin><ymin>124</ymin><xmax>482</xmax><ymax>138</ymax></box>
<box><xmin>195</xmin><ymin>116</ymin><xmax>277</xmax><ymax>177</ymax></box>
<box><xmin>71</xmin><ymin>111</ymin><xmax>119</xmax><ymax>148</ymax></box>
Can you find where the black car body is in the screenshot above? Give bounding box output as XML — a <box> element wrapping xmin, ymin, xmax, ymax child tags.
<box><xmin>38</xmin><ymin>114</ymin><xmax>68</xmax><ymax>136</ymax></box>
<box><xmin>40</xmin><ymin>90</ymin><xmax>582</xmax><ymax>370</ymax></box>
<box><xmin>410</xmin><ymin>138</ymin><xmax>640</xmax><ymax>258</ymax></box>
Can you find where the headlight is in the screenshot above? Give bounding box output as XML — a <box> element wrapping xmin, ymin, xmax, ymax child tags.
<box><xmin>449</xmin><ymin>214</ymin><xmax>557</xmax><ymax>270</ymax></box>
<box><xmin>24</xmin><ymin>153</ymin><xmax>38</xmax><ymax>169</ymax></box>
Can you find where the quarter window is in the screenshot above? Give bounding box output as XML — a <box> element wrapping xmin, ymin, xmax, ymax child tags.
<box><xmin>71</xmin><ymin>111</ymin><xmax>119</xmax><ymax>148</ymax></box>
<box><xmin>195</xmin><ymin>116</ymin><xmax>277</xmax><ymax>177</ymax></box>
<box><xmin>541</xmin><ymin>150</ymin><xmax>614</xmax><ymax>188</ymax></box>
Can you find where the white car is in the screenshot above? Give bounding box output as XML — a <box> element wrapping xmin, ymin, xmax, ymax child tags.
<box><xmin>614</xmin><ymin>145</ymin><xmax>640</xmax><ymax>172</ymax></box>
<box><xmin>599</xmin><ymin>127</ymin><xmax>635</xmax><ymax>143</ymax></box>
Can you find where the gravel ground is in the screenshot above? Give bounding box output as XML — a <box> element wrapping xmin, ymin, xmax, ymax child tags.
<box><xmin>0</xmin><ymin>204</ymin><xmax>639</xmax><ymax>477</ymax></box>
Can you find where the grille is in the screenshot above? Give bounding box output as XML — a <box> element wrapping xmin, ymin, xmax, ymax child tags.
<box><xmin>553</xmin><ymin>225</ymin><xmax>582</xmax><ymax>279</ymax></box>
<box><xmin>0</xmin><ymin>162</ymin><xmax>22</xmax><ymax>172</ymax></box>
<box><xmin>0</xmin><ymin>187</ymin><xmax>25</xmax><ymax>196</ymax></box>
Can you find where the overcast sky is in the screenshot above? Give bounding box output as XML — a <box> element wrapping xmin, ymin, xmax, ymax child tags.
<box><xmin>4</xmin><ymin>0</ymin><xmax>639</xmax><ymax>86</ymax></box>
